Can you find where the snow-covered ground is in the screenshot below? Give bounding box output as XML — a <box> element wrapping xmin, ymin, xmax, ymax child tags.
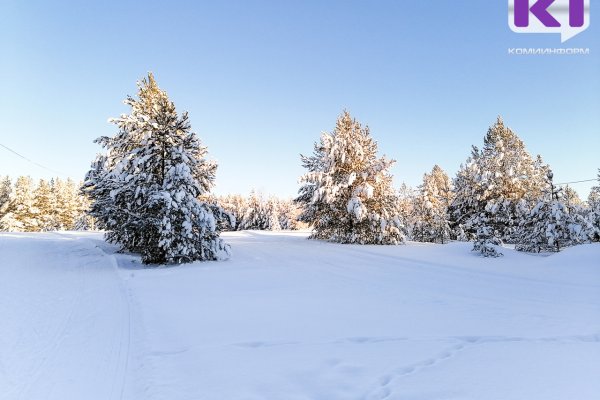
<box><xmin>1</xmin><ymin>231</ymin><xmax>599</xmax><ymax>400</ymax></box>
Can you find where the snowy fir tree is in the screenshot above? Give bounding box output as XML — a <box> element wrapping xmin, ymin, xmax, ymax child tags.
<box><xmin>296</xmin><ymin>111</ymin><xmax>404</xmax><ymax>244</ymax></box>
<box><xmin>515</xmin><ymin>170</ymin><xmax>586</xmax><ymax>253</ymax></box>
<box><xmin>411</xmin><ymin>165</ymin><xmax>453</xmax><ymax>244</ymax></box>
<box><xmin>471</xmin><ymin>203</ymin><xmax>504</xmax><ymax>258</ymax></box>
<box><xmin>451</xmin><ymin>117</ymin><xmax>549</xmax><ymax>242</ymax></box>
<box><xmin>560</xmin><ymin>185</ymin><xmax>596</xmax><ymax>242</ymax></box>
<box><xmin>585</xmin><ymin>170</ymin><xmax>600</xmax><ymax>241</ymax></box>
<box><xmin>82</xmin><ymin>73</ymin><xmax>230</xmax><ymax>264</ymax></box>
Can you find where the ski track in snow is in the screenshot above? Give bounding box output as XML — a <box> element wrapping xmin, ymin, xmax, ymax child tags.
<box><xmin>53</xmin><ymin>232</ymin><xmax>134</xmax><ymax>400</ymax></box>
<box><xmin>0</xmin><ymin>232</ymin><xmax>133</xmax><ymax>400</ymax></box>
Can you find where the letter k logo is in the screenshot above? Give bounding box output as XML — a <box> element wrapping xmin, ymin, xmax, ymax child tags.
<box><xmin>514</xmin><ymin>0</ymin><xmax>561</xmax><ymax>27</ymax></box>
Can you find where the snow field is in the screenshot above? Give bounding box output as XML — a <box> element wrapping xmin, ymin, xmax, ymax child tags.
<box><xmin>1</xmin><ymin>230</ymin><xmax>599</xmax><ymax>399</ymax></box>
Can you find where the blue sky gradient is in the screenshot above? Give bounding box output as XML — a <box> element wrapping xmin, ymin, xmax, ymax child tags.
<box><xmin>1</xmin><ymin>0</ymin><xmax>598</xmax><ymax>197</ymax></box>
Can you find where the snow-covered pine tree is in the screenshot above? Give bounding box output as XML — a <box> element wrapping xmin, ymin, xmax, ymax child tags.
<box><xmin>215</xmin><ymin>194</ymin><xmax>245</xmax><ymax>231</ymax></box>
<box><xmin>74</xmin><ymin>182</ymin><xmax>96</xmax><ymax>231</ymax></box>
<box><xmin>277</xmin><ymin>198</ymin><xmax>302</xmax><ymax>230</ymax></box>
<box><xmin>81</xmin><ymin>154</ymin><xmax>115</xmax><ymax>230</ymax></box>
<box><xmin>471</xmin><ymin>205</ymin><xmax>503</xmax><ymax>257</ymax></box>
<box><xmin>515</xmin><ymin>170</ymin><xmax>585</xmax><ymax>252</ymax></box>
<box><xmin>589</xmin><ymin>170</ymin><xmax>600</xmax><ymax>209</ymax></box>
<box><xmin>265</xmin><ymin>197</ymin><xmax>282</xmax><ymax>231</ymax></box>
<box><xmin>450</xmin><ymin>145</ymin><xmax>490</xmax><ymax>240</ymax></box>
<box><xmin>563</xmin><ymin>186</ymin><xmax>583</xmax><ymax>208</ymax></box>
<box><xmin>561</xmin><ymin>185</ymin><xmax>596</xmax><ymax>242</ymax></box>
<box><xmin>238</xmin><ymin>191</ymin><xmax>281</xmax><ymax>230</ymax></box>
<box><xmin>296</xmin><ymin>111</ymin><xmax>404</xmax><ymax>244</ymax></box>
<box><xmin>0</xmin><ymin>176</ymin><xmax>39</xmax><ymax>232</ymax></box>
<box><xmin>33</xmin><ymin>179</ymin><xmax>57</xmax><ymax>231</ymax></box>
<box><xmin>0</xmin><ymin>176</ymin><xmax>12</xmax><ymax>224</ymax></box>
<box><xmin>239</xmin><ymin>191</ymin><xmax>264</xmax><ymax>230</ymax></box>
<box><xmin>397</xmin><ymin>183</ymin><xmax>415</xmax><ymax>239</ymax></box>
<box><xmin>82</xmin><ymin>73</ymin><xmax>230</xmax><ymax>264</ymax></box>
<box><xmin>584</xmin><ymin>169</ymin><xmax>600</xmax><ymax>242</ymax></box>
<box><xmin>412</xmin><ymin>165</ymin><xmax>453</xmax><ymax>244</ymax></box>
<box><xmin>51</xmin><ymin>178</ymin><xmax>80</xmax><ymax>230</ymax></box>
<box><xmin>451</xmin><ymin>117</ymin><xmax>548</xmax><ymax>242</ymax></box>
<box><xmin>471</xmin><ymin>202</ymin><xmax>504</xmax><ymax>257</ymax></box>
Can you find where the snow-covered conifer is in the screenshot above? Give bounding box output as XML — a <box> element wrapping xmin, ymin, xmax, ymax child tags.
<box><xmin>412</xmin><ymin>165</ymin><xmax>453</xmax><ymax>243</ymax></box>
<box><xmin>471</xmin><ymin>205</ymin><xmax>503</xmax><ymax>257</ymax></box>
<box><xmin>216</xmin><ymin>194</ymin><xmax>245</xmax><ymax>231</ymax></box>
<box><xmin>52</xmin><ymin>178</ymin><xmax>81</xmax><ymax>230</ymax></box>
<box><xmin>451</xmin><ymin>117</ymin><xmax>548</xmax><ymax>242</ymax></box>
<box><xmin>265</xmin><ymin>197</ymin><xmax>282</xmax><ymax>231</ymax></box>
<box><xmin>296</xmin><ymin>111</ymin><xmax>404</xmax><ymax>244</ymax></box>
<box><xmin>584</xmin><ymin>170</ymin><xmax>600</xmax><ymax>241</ymax></box>
<box><xmin>516</xmin><ymin>170</ymin><xmax>585</xmax><ymax>252</ymax></box>
<box><xmin>238</xmin><ymin>191</ymin><xmax>281</xmax><ymax>230</ymax></box>
<box><xmin>0</xmin><ymin>176</ymin><xmax>38</xmax><ymax>232</ymax></box>
<box><xmin>277</xmin><ymin>198</ymin><xmax>302</xmax><ymax>230</ymax></box>
<box><xmin>82</xmin><ymin>73</ymin><xmax>230</xmax><ymax>264</ymax></box>
<box><xmin>563</xmin><ymin>186</ymin><xmax>583</xmax><ymax>208</ymax></box>
<box><xmin>33</xmin><ymin>179</ymin><xmax>57</xmax><ymax>231</ymax></box>
<box><xmin>74</xmin><ymin>183</ymin><xmax>96</xmax><ymax>231</ymax></box>
<box><xmin>0</xmin><ymin>176</ymin><xmax>12</xmax><ymax>223</ymax></box>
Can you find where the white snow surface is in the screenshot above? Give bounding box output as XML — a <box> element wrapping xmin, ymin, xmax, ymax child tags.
<box><xmin>1</xmin><ymin>230</ymin><xmax>599</xmax><ymax>400</ymax></box>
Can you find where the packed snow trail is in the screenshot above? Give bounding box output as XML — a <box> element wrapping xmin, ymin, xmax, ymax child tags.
<box><xmin>1</xmin><ymin>231</ymin><xmax>599</xmax><ymax>400</ymax></box>
<box><xmin>0</xmin><ymin>232</ymin><xmax>131</xmax><ymax>400</ymax></box>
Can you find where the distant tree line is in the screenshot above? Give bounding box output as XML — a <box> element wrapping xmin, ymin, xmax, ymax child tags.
<box><xmin>0</xmin><ymin>176</ymin><xmax>94</xmax><ymax>232</ymax></box>
<box><xmin>208</xmin><ymin>192</ymin><xmax>305</xmax><ymax>231</ymax></box>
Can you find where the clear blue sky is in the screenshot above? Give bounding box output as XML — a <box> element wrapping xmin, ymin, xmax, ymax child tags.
<box><xmin>1</xmin><ymin>0</ymin><xmax>599</xmax><ymax>198</ymax></box>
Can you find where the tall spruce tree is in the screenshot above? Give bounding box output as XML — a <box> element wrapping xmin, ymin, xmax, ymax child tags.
<box><xmin>296</xmin><ymin>111</ymin><xmax>404</xmax><ymax>244</ymax></box>
<box><xmin>82</xmin><ymin>73</ymin><xmax>230</xmax><ymax>264</ymax></box>
<box><xmin>451</xmin><ymin>117</ymin><xmax>548</xmax><ymax>242</ymax></box>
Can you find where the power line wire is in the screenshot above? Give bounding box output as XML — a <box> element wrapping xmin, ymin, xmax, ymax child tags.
<box><xmin>1</xmin><ymin>140</ymin><xmax>596</xmax><ymax>186</ymax></box>
<box><xmin>556</xmin><ymin>178</ymin><xmax>597</xmax><ymax>185</ymax></box>
<box><xmin>0</xmin><ymin>142</ymin><xmax>67</xmax><ymax>176</ymax></box>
